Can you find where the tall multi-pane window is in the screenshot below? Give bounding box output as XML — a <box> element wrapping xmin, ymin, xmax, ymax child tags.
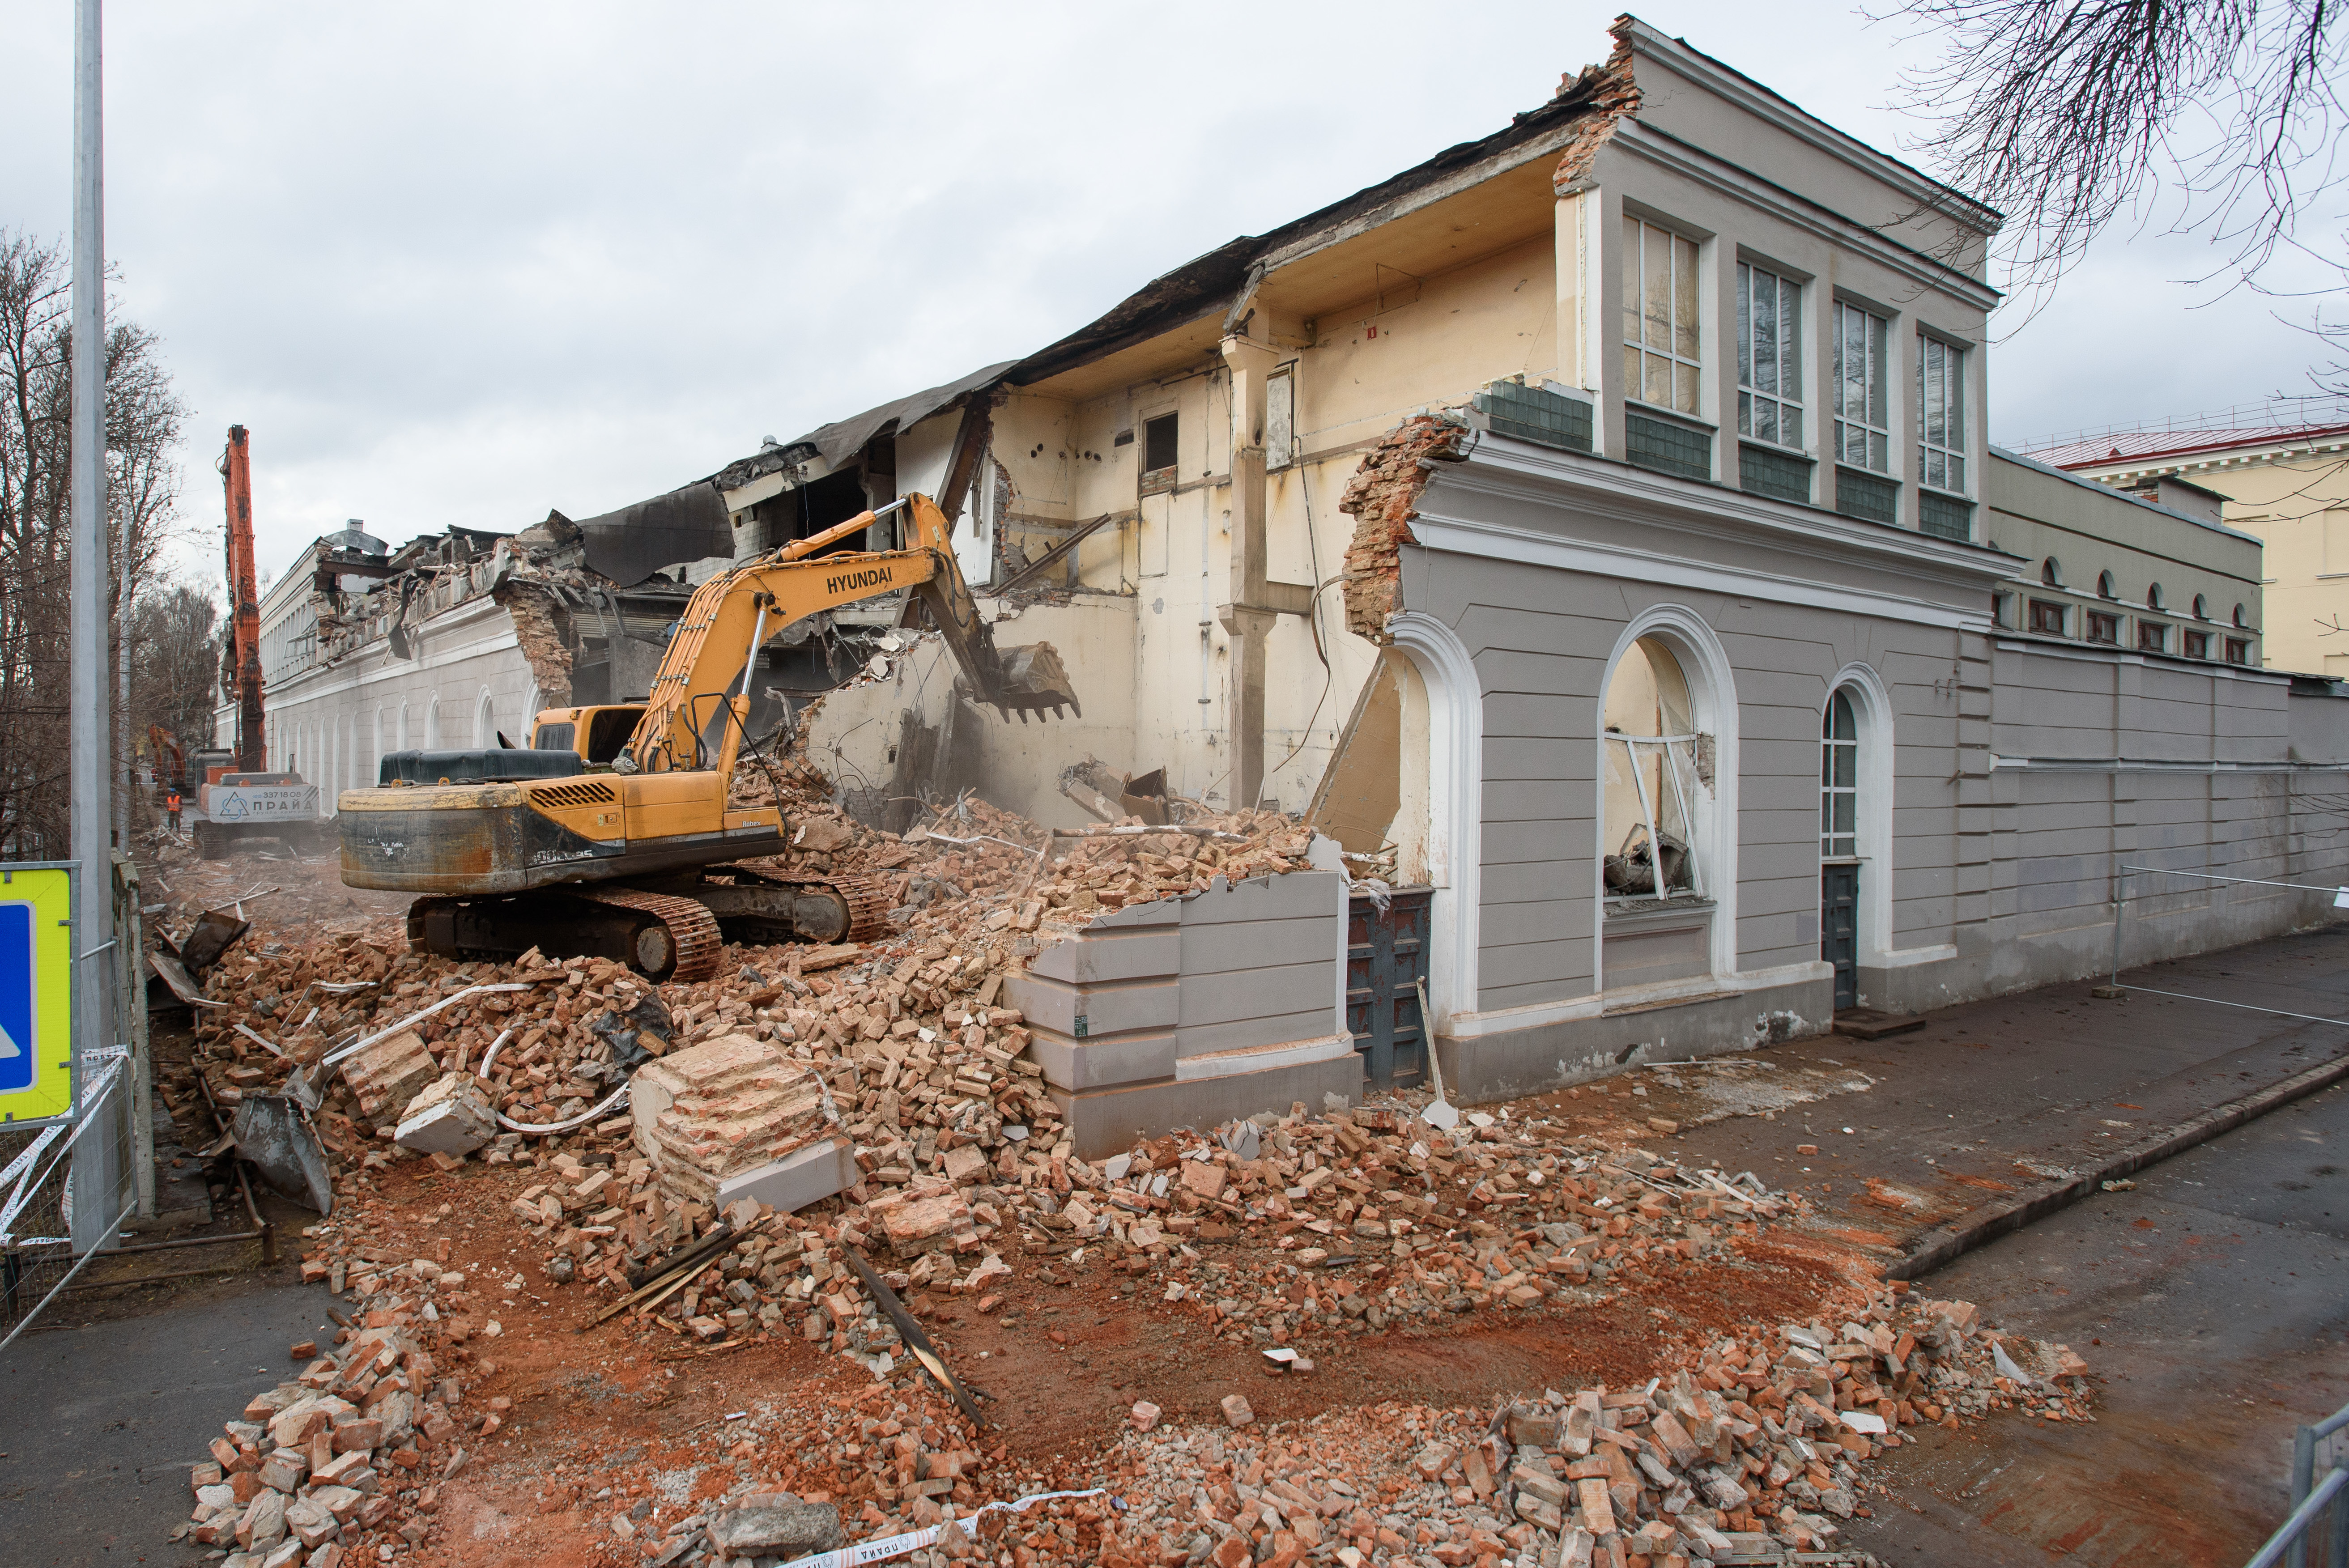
<box><xmin>1622</xmin><ymin>219</ymin><xmax>1701</xmax><ymax>416</ymax></box>
<box><xmin>1821</xmin><ymin>690</ymin><xmax>1857</xmax><ymax>858</ymax></box>
<box><xmin>1918</xmin><ymin>336</ymin><xmax>1966</xmax><ymax>492</ymax></box>
<box><xmin>1832</xmin><ymin>302</ymin><xmax>1890</xmax><ymax>472</ymax></box>
<box><xmin>1736</xmin><ymin>262</ymin><xmax>1802</xmax><ymax>447</ymax></box>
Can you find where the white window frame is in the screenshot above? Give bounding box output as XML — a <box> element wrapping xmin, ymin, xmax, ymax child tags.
<box><xmin>1736</xmin><ymin>261</ymin><xmax>1803</xmax><ymax>450</ymax></box>
<box><xmin>1917</xmin><ymin>333</ymin><xmax>1967</xmax><ymax>495</ymax></box>
<box><xmin>1832</xmin><ymin>301</ymin><xmax>1891</xmax><ymax>474</ymax></box>
<box><xmin>1622</xmin><ymin>218</ymin><xmax>1703</xmax><ymax>417</ymax></box>
<box><xmin>1604</xmin><ymin>729</ymin><xmax>1707</xmax><ymax>901</ymax></box>
<box><xmin>1821</xmin><ymin>689</ymin><xmax>1858</xmax><ymax>859</ymax></box>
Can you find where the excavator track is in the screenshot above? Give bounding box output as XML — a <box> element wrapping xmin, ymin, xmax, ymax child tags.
<box><xmin>756</xmin><ymin>871</ymin><xmax>892</xmax><ymax>944</ymax></box>
<box><xmin>407</xmin><ymin>884</ymin><xmax>723</xmax><ymax>984</ymax></box>
<box><xmin>574</xmin><ymin>886</ymin><xmax>724</xmax><ymax>984</ymax></box>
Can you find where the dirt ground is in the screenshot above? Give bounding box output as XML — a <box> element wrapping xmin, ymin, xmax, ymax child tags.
<box><xmin>136</xmin><ymin>836</ymin><xmax>2041</xmax><ymax>1568</ymax></box>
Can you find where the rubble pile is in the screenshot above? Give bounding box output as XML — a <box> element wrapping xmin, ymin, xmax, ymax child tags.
<box><xmin>176</xmin><ymin>1263</ymin><xmax>499</xmax><ymax>1568</ymax></box>
<box><xmin>1045</xmin><ymin>1112</ymin><xmax>1775</xmax><ymax>1344</ymax></box>
<box><xmin>734</xmin><ymin>754</ymin><xmax>1322</xmax><ymax>938</ymax></box>
<box><xmin>1091</xmin><ymin>1288</ymin><xmax>2090</xmax><ymax>1568</ymax></box>
<box><xmin>175</xmin><ymin>788</ymin><xmax>1328</xmax><ymax>1314</ymax></box>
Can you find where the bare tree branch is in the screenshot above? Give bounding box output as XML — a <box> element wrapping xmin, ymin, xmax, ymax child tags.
<box><xmin>1881</xmin><ymin>0</ymin><xmax>2348</xmax><ymax>371</ymax></box>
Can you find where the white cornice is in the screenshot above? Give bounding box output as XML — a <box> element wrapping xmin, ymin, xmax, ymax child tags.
<box><xmin>2064</xmin><ymin>435</ymin><xmax>2349</xmax><ymax>487</ymax></box>
<box><xmin>1609</xmin><ymin>121</ymin><xmax>2000</xmax><ymax>314</ymax></box>
<box><xmin>1410</xmin><ymin>431</ymin><xmax>2012</xmax><ymax>631</ymax></box>
<box><xmin>1621</xmin><ymin>20</ymin><xmax>2001</xmax><ymax>236</ymax></box>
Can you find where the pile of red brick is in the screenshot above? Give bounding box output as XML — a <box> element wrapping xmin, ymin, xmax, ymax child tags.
<box><xmin>1093</xmin><ymin>1287</ymin><xmax>2089</xmax><ymax>1568</ymax></box>
<box><xmin>176</xmin><ymin>1271</ymin><xmax>502</xmax><ymax>1567</ymax></box>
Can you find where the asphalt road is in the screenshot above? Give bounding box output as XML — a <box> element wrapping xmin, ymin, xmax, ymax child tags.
<box><xmin>1659</xmin><ymin>926</ymin><xmax>2349</xmax><ymax>1263</ymax></box>
<box><xmin>0</xmin><ymin>1273</ymin><xmax>337</xmax><ymax>1566</ymax></box>
<box><xmin>1838</xmin><ymin>1078</ymin><xmax>2349</xmax><ymax>1567</ymax></box>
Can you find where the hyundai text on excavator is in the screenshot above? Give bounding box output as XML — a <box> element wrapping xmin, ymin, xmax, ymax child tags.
<box><xmin>337</xmin><ymin>493</ymin><xmax>1077</xmax><ymax>982</ymax></box>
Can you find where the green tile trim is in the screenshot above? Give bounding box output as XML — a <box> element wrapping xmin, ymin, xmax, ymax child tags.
<box><xmin>1627</xmin><ymin>411</ymin><xmax>1712</xmax><ymax>481</ymax></box>
<box><xmin>1738</xmin><ymin>442</ymin><xmax>1813</xmax><ymax>504</ymax></box>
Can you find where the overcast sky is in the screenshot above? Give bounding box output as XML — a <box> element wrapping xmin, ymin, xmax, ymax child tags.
<box><xmin>2</xmin><ymin>1</ymin><xmax>2338</xmax><ymax>591</ymax></box>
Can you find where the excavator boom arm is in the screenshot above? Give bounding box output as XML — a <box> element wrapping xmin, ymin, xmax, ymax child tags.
<box><xmin>626</xmin><ymin>493</ymin><xmax>1077</xmax><ymax>774</ymax></box>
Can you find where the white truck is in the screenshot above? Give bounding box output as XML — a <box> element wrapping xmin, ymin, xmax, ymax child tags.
<box><xmin>189</xmin><ymin>749</ymin><xmax>323</xmax><ymax>859</ymax></box>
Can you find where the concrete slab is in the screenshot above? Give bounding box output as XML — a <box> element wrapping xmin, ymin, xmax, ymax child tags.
<box><xmin>713</xmin><ymin>1135</ymin><xmax>856</xmax><ymax>1215</ymax></box>
<box><xmin>1047</xmin><ymin>1054</ymin><xmax>1363</xmax><ymax>1160</ymax></box>
<box><xmin>1026</xmin><ymin>927</ymin><xmax>1180</xmax><ymax>985</ymax></box>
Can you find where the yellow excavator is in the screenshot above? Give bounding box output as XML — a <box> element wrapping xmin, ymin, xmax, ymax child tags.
<box><xmin>338</xmin><ymin>493</ymin><xmax>1077</xmax><ymax>981</ymax></box>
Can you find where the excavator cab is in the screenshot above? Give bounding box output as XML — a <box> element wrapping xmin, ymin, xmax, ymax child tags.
<box><xmin>530</xmin><ymin>705</ymin><xmax>646</xmax><ymax>765</ymax></box>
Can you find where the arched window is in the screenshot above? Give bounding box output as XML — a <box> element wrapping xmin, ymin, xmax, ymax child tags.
<box><xmin>397</xmin><ymin>702</ymin><xmax>410</xmax><ymax>752</ymax></box>
<box><xmin>1604</xmin><ymin>638</ymin><xmax>1699</xmax><ymax>899</ymax></box>
<box><xmin>2234</xmin><ymin>603</ymin><xmax>2249</xmax><ymax>628</ymax></box>
<box><xmin>476</xmin><ymin>688</ymin><xmax>498</xmax><ymax>750</ymax></box>
<box><xmin>2097</xmin><ymin>570</ymin><xmax>2117</xmax><ymax>599</ymax></box>
<box><xmin>1598</xmin><ymin>611</ymin><xmax>1738</xmax><ymax>987</ymax></box>
<box><xmin>2147</xmin><ymin>582</ymin><xmax>2165</xmax><ymax>611</ymax></box>
<box><xmin>1821</xmin><ymin>690</ymin><xmax>1857</xmax><ymax>857</ymax></box>
<box><xmin>2041</xmin><ymin>557</ymin><xmax>2062</xmax><ymax>587</ymax></box>
<box><xmin>2193</xmin><ymin>593</ymin><xmax>2209</xmax><ymax>620</ymax></box>
<box><xmin>425</xmin><ymin>698</ymin><xmax>442</xmax><ymax>750</ymax></box>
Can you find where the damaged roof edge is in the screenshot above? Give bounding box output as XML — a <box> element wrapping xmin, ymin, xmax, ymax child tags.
<box><xmin>566</xmin><ymin>479</ymin><xmax>736</xmax><ymax>588</ymax></box>
<box><xmin>711</xmin><ymin>361</ymin><xmax>1018</xmax><ymax>498</ymax></box>
<box><xmin>707</xmin><ymin>55</ymin><xmax>1624</xmax><ymax>489</ymax></box>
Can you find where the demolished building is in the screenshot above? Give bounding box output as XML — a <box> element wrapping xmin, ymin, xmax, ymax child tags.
<box><xmin>229</xmin><ymin>15</ymin><xmax>2349</xmax><ymax>1127</ymax></box>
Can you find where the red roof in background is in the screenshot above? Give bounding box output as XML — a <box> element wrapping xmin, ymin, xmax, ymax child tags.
<box><xmin>2026</xmin><ymin>421</ymin><xmax>2349</xmax><ymax>471</ymax></box>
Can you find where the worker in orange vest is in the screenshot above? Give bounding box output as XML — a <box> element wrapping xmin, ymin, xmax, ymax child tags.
<box><xmin>166</xmin><ymin>787</ymin><xmax>182</xmax><ymax>832</ymax></box>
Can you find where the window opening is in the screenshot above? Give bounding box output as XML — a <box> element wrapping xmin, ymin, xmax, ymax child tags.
<box><xmin>1603</xmin><ymin>637</ymin><xmax>1703</xmax><ymax>899</ymax></box>
<box><xmin>2193</xmin><ymin>592</ymin><xmax>2209</xmax><ymax>619</ymax></box>
<box><xmin>1918</xmin><ymin>336</ymin><xmax>1966</xmax><ymax>493</ymax></box>
<box><xmin>1266</xmin><ymin>370</ymin><xmax>1296</xmax><ymax>470</ymax></box>
<box><xmin>2226</xmin><ymin>637</ymin><xmax>2251</xmax><ymax>663</ymax></box>
<box><xmin>2234</xmin><ymin>603</ymin><xmax>2249</xmax><ymax>628</ymax></box>
<box><xmin>2029</xmin><ymin>599</ymin><xmax>2068</xmax><ymax>636</ymax></box>
<box><xmin>1821</xmin><ymin>689</ymin><xmax>1857</xmax><ymax>858</ymax></box>
<box><xmin>1736</xmin><ymin>262</ymin><xmax>1801</xmax><ymax>447</ymax></box>
<box><xmin>1623</xmin><ymin>220</ymin><xmax>1702</xmax><ymax>415</ymax></box>
<box><xmin>2098</xmin><ymin>570</ymin><xmax>2118</xmax><ymax>599</ymax></box>
<box><xmin>2087</xmin><ymin>610</ymin><xmax>2120</xmax><ymax>645</ymax></box>
<box><xmin>1141</xmin><ymin>413</ymin><xmax>1179</xmax><ymax>480</ymax></box>
<box><xmin>2184</xmin><ymin>629</ymin><xmax>2211</xmax><ymax>659</ymax></box>
<box><xmin>2138</xmin><ymin>620</ymin><xmax>2168</xmax><ymax>653</ymax></box>
<box><xmin>1832</xmin><ymin>302</ymin><xmax>1890</xmax><ymax>472</ymax></box>
<box><xmin>2147</xmin><ymin>582</ymin><xmax>2165</xmax><ymax>611</ymax></box>
<box><xmin>2042</xmin><ymin>557</ymin><xmax>2062</xmax><ymax>587</ymax></box>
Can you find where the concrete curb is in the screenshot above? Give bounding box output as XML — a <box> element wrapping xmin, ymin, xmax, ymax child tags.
<box><xmin>1886</xmin><ymin>1047</ymin><xmax>2349</xmax><ymax>1281</ymax></box>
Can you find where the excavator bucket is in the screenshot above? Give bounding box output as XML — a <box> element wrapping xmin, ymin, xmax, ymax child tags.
<box><xmin>987</xmin><ymin>642</ymin><xmax>1082</xmax><ymax>722</ymax></box>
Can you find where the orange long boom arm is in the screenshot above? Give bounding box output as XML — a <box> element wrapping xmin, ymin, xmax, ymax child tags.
<box><xmin>625</xmin><ymin>492</ymin><xmax>1075</xmax><ymax>776</ymax></box>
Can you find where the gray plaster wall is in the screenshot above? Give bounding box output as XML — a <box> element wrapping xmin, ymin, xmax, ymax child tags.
<box><xmin>1002</xmin><ymin>871</ymin><xmax>1360</xmax><ymax>1156</ymax></box>
<box><xmin>1387</xmin><ymin>435</ymin><xmax>2349</xmax><ymax>1099</ymax></box>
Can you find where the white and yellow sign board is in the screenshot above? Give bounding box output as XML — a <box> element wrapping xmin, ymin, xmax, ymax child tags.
<box><xmin>0</xmin><ymin>864</ymin><xmax>74</xmax><ymax>1124</ymax></box>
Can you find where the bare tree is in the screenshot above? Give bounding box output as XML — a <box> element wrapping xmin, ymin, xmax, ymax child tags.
<box><xmin>0</xmin><ymin>226</ymin><xmax>190</xmax><ymax>856</ymax></box>
<box><xmin>1883</xmin><ymin>0</ymin><xmax>2348</xmax><ymax>371</ymax></box>
<box><xmin>126</xmin><ymin>580</ymin><xmax>219</xmax><ymax>768</ymax></box>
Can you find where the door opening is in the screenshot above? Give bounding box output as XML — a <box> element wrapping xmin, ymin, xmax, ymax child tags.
<box><xmin>1821</xmin><ymin>863</ymin><xmax>1858</xmax><ymax>1010</ymax></box>
<box><xmin>1347</xmin><ymin>887</ymin><xmax>1431</xmax><ymax>1088</ymax></box>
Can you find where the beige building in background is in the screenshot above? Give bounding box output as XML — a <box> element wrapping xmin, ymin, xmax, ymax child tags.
<box><xmin>2030</xmin><ymin>411</ymin><xmax>2349</xmax><ymax>674</ymax></box>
